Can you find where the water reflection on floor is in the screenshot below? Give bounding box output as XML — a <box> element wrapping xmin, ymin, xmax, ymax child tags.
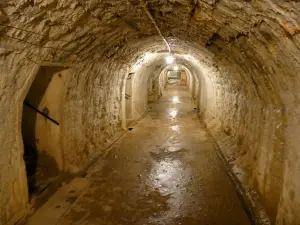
<box><xmin>28</xmin><ymin>85</ymin><xmax>251</xmax><ymax>225</ymax></box>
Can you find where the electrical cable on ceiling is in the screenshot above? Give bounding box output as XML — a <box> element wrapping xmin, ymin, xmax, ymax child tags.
<box><xmin>140</xmin><ymin>0</ymin><xmax>171</xmax><ymax>53</ymax></box>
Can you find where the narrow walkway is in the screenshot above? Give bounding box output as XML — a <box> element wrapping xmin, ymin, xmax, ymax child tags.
<box><xmin>27</xmin><ymin>85</ymin><xmax>251</xmax><ymax>225</ymax></box>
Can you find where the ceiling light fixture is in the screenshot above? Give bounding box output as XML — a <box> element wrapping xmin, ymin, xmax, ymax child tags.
<box><xmin>166</xmin><ymin>55</ymin><xmax>175</xmax><ymax>64</ymax></box>
<box><xmin>174</xmin><ymin>65</ymin><xmax>179</xmax><ymax>70</ymax></box>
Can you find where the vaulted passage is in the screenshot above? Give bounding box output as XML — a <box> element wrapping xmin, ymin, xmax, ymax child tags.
<box><xmin>1</xmin><ymin>1</ymin><xmax>300</xmax><ymax>225</ymax></box>
<box><xmin>27</xmin><ymin>84</ymin><xmax>251</xmax><ymax>225</ymax></box>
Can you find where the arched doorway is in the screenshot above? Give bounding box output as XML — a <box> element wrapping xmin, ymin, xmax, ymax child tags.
<box><xmin>22</xmin><ymin>65</ymin><xmax>70</xmax><ymax>199</ymax></box>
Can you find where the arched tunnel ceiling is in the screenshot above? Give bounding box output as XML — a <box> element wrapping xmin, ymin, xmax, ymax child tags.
<box><xmin>130</xmin><ymin>50</ymin><xmax>207</xmax><ymax>81</ymax></box>
<box><xmin>2</xmin><ymin>0</ymin><xmax>300</xmax><ymax>65</ymax></box>
<box><xmin>1</xmin><ymin>1</ymin><xmax>300</xmax><ymax>225</ymax></box>
<box><xmin>3</xmin><ymin>0</ymin><xmax>300</xmax><ymax>111</ymax></box>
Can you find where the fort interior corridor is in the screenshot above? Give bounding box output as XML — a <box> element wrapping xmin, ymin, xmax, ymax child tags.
<box><xmin>27</xmin><ymin>84</ymin><xmax>251</xmax><ymax>225</ymax></box>
<box><xmin>1</xmin><ymin>1</ymin><xmax>300</xmax><ymax>225</ymax></box>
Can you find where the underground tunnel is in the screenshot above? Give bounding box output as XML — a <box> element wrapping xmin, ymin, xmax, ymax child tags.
<box><xmin>0</xmin><ymin>1</ymin><xmax>300</xmax><ymax>225</ymax></box>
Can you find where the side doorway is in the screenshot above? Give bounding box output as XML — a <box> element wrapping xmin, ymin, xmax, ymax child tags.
<box><xmin>22</xmin><ymin>65</ymin><xmax>70</xmax><ymax>199</ymax></box>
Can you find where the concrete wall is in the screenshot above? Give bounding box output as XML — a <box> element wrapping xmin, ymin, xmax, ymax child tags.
<box><xmin>180</xmin><ymin>70</ymin><xmax>187</xmax><ymax>85</ymax></box>
<box><xmin>132</xmin><ymin>67</ymin><xmax>149</xmax><ymax>119</ymax></box>
<box><xmin>125</xmin><ymin>73</ymin><xmax>134</xmax><ymax>121</ymax></box>
<box><xmin>131</xmin><ymin>61</ymin><xmax>167</xmax><ymax>121</ymax></box>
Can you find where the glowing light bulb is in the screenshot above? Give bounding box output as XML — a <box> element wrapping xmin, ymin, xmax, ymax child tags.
<box><xmin>166</xmin><ymin>55</ymin><xmax>175</xmax><ymax>64</ymax></box>
<box><xmin>174</xmin><ymin>66</ymin><xmax>179</xmax><ymax>70</ymax></box>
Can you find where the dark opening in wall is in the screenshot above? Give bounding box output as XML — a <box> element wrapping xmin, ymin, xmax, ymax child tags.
<box><xmin>167</xmin><ymin>69</ymin><xmax>188</xmax><ymax>87</ymax></box>
<box><xmin>22</xmin><ymin>66</ymin><xmax>69</xmax><ymax>199</ymax></box>
<box><xmin>168</xmin><ymin>70</ymin><xmax>181</xmax><ymax>84</ymax></box>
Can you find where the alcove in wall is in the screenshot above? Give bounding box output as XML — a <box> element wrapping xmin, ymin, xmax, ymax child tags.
<box><xmin>22</xmin><ymin>65</ymin><xmax>70</xmax><ymax>199</ymax></box>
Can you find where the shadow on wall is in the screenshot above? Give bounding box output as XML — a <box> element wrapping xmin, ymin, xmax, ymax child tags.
<box><xmin>22</xmin><ymin>66</ymin><xmax>69</xmax><ymax>199</ymax></box>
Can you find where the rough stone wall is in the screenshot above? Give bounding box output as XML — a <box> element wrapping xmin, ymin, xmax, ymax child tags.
<box><xmin>206</xmin><ymin>54</ymin><xmax>286</xmax><ymax>220</ymax></box>
<box><xmin>0</xmin><ymin>48</ymin><xmax>142</xmax><ymax>224</ymax></box>
<box><xmin>194</xmin><ymin>2</ymin><xmax>300</xmax><ymax>221</ymax></box>
<box><xmin>61</xmin><ymin>62</ymin><xmax>125</xmax><ymax>173</ymax></box>
<box><xmin>0</xmin><ymin>32</ymin><xmax>162</xmax><ymax>225</ymax></box>
<box><xmin>1</xmin><ymin>0</ymin><xmax>300</xmax><ymax>224</ymax></box>
<box><xmin>199</xmin><ymin>59</ymin><xmax>286</xmax><ymax>222</ymax></box>
<box><xmin>172</xmin><ymin>53</ymin><xmax>288</xmax><ymax>223</ymax></box>
<box><xmin>0</xmin><ymin>57</ymin><xmax>38</xmax><ymax>225</ymax></box>
<box><xmin>144</xmin><ymin>41</ymin><xmax>298</xmax><ymax>224</ymax></box>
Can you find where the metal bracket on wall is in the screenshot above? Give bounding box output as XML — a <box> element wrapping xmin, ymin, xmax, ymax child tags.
<box><xmin>24</xmin><ymin>101</ymin><xmax>60</xmax><ymax>125</ymax></box>
<box><xmin>127</xmin><ymin>72</ymin><xmax>134</xmax><ymax>80</ymax></box>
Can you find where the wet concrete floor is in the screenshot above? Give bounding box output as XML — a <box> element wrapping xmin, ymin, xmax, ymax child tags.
<box><xmin>27</xmin><ymin>85</ymin><xmax>251</xmax><ymax>225</ymax></box>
